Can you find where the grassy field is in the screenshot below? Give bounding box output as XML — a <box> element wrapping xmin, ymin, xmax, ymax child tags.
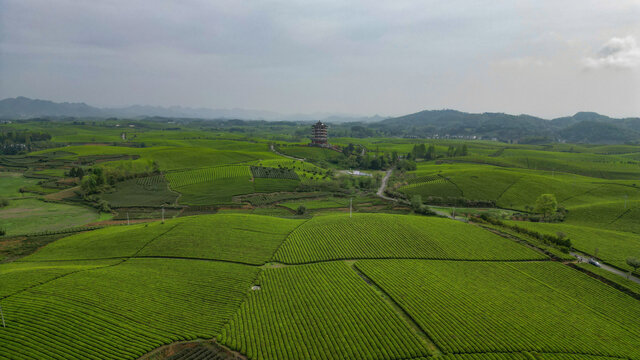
<box><xmin>0</xmin><ymin>172</ymin><xmax>39</xmax><ymax>198</ymax></box>
<box><xmin>273</xmin><ymin>213</ymin><xmax>545</xmax><ymax>263</ymax></box>
<box><xmin>356</xmin><ymin>260</ymin><xmax>640</xmax><ymax>358</ymax></box>
<box><xmin>0</xmin><ymin>198</ymin><xmax>105</xmax><ymax>236</ymax></box>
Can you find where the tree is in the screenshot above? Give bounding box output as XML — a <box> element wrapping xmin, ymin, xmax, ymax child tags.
<box><xmin>411</xmin><ymin>195</ymin><xmax>423</xmax><ymax>212</ymax></box>
<box><xmin>426</xmin><ymin>144</ymin><xmax>436</xmax><ymax>160</ymax></box>
<box><xmin>417</xmin><ymin>144</ymin><xmax>427</xmax><ymax>159</ymax></box>
<box><xmin>296</xmin><ymin>205</ymin><xmax>307</xmax><ymax>215</ymax></box>
<box><xmin>534</xmin><ymin>194</ymin><xmax>557</xmax><ymax>218</ymax></box>
<box><xmin>626</xmin><ymin>257</ymin><xmax>640</xmax><ymax>278</ymax></box>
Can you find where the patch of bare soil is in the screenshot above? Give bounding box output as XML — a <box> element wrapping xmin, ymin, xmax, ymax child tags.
<box><xmin>44</xmin><ymin>186</ymin><xmax>80</xmax><ymax>201</ymax></box>
<box><xmin>139</xmin><ymin>339</ymin><xmax>246</xmax><ymax>360</ymax></box>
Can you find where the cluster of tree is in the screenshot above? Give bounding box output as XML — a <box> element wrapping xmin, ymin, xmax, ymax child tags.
<box><xmin>410</xmin><ymin>195</ymin><xmax>437</xmax><ymax>216</ymax></box>
<box><xmin>340</xmin><ymin>153</ymin><xmax>395</xmax><ymax>170</ymax></box>
<box><xmin>0</xmin><ymin>197</ymin><xmax>9</xmax><ymax>208</ymax></box>
<box><xmin>80</xmin><ymin>162</ymin><xmax>159</xmax><ymax>194</ymax></box>
<box><xmin>0</xmin><ymin>130</ymin><xmax>52</xmax><ymax>154</ymax></box>
<box><xmin>396</xmin><ymin>159</ymin><xmax>417</xmax><ymax>171</ymax></box>
<box><xmin>518</xmin><ymin>194</ymin><xmax>567</xmax><ymax>222</ymax></box>
<box><xmin>427</xmin><ymin>196</ymin><xmax>495</xmax><ymax>208</ymax></box>
<box><xmin>406</xmin><ymin>144</ymin><xmax>436</xmax><ymax>160</ymax></box>
<box><xmin>297</xmin><ymin>174</ymin><xmax>380</xmax><ymax>193</ymax></box>
<box><xmin>446</xmin><ymin>144</ymin><xmax>468</xmax><ymax>157</ymax></box>
<box><xmin>80</xmin><ymin>168</ymin><xmax>108</xmax><ymax>194</ymax></box>
<box><xmin>67</xmin><ymin>167</ymin><xmax>86</xmax><ymax>179</ymax></box>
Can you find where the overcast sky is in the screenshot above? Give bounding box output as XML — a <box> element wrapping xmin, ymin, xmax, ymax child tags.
<box><xmin>1</xmin><ymin>0</ymin><xmax>639</xmax><ymax>118</ymax></box>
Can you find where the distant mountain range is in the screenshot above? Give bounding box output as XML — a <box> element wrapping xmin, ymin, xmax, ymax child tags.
<box><xmin>0</xmin><ymin>97</ymin><xmax>384</xmax><ymax>123</ymax></box>
<box><xmin>373</xmin><ymin>109</ymin><xmax>640</xmax><ymax>144</ymax></box>
<box><xmin>1</xmin><ymin>97</ymin><xmax>639</xmax><ymax>143</ymax></box>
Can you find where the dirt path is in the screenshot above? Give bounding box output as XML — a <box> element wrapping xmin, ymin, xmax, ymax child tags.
<box><xmin>376</xmin><ymin>169</ymin><xmax>397</xmax><ymax>201</ymax></box>
<box><xmin>269</xmin><ymin>144</ymin><xmax>305</xmax><ymax>161</ymax></box>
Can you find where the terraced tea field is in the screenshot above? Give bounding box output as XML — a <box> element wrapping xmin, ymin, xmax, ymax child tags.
<box><xmin>273</xmin><ymin>213</ymin><xmax>545</xmax><ymax>263</ymax></box>
<box><xmin>219</xmin><ymin>262</ymin><xmax>432</xmax><ymax>360</ymax></box>
<box><xmin>0</xmin><ymin>258</ymin><xmax>258</xmax><ymax>359</ymax></box>
<box><xmin>356</xmin><ymin>260</ymin><xmax>640</xmax><ymax>358</ymax></box>
<box><xmin>1</xmin><ymin>210</ymin><xmax>638</xmax><ymax>360</ymax></box>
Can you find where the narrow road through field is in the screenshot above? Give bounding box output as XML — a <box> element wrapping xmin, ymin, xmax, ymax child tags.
<box><xmin>376</xmin><ymin>169</ymin><xmax>456</xmax><ymax>220</ymax></box>
<box><xmin>269</xmin><ymin>144</ymin><xmax>305</xmax><ymax>161</ymax></box>
<box><xmin>571</xmin><ymin>252</ymin><xmax>640</xmax><ymax>285</ymax></box>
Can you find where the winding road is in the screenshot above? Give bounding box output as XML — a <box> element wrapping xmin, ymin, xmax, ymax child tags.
<box><xmin>269</xmin><ymin>144</ymin><xmax>305</xmax><ymax>161</ymax></box>
<box><xmin>376</xmin><ymin>169</ymin><xmax>397</xmax><ymax>202</ymax></box>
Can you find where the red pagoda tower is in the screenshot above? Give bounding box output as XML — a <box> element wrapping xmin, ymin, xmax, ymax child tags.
<box><xmin>310</xmin><ymin>120</ymin><xmax>328</xmax><ymax>147</ymax></box>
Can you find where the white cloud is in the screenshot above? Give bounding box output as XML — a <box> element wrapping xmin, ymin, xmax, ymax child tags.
<box><xmin>584</xmin><ymin>36</ymin><xmax>640</xmax><ymax>69</ymax></box>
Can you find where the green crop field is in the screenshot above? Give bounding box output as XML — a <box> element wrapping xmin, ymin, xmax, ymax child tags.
<box><xmin>355</xmin><ymin>260</ymin><xmax>640</xmax><ymax>358</ymax></box>
<box><xmin>273</xmin><ymin>213</ymin><xmax>545</xmax><ymax>263</ymax></box>
<box><xmin>563</xmin><ymin>200</ymin><xmax>640</xmax><ymax>234</ymax></box>
<box><xmin>574</xmin><ymin>262</ymin><xmax>640</xmax><ymax>294</ymax></box>
<box><xmin>0</xmin><ymin>199</ymin><xmax>104</xmax><ymax>236</ymax></box>
<box><xmin>219</xmin><ymin>262</ymin><xmax>432</xmax><ymax>360</ymax></box>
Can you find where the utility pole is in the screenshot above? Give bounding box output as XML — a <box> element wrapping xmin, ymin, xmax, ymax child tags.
<box><xmin>162</xmin><ymin>206</ymin><xmax>165</xmax><ymax>223</ymax></box>
<box><xmin>349</xmin><ymin>198</ymin><xmax>352</xmax><ymax>218</ymax></box>
<box><xmin>1</xmin><ymin>305</ymin><xmax>5</xmax><ymax>328</ymax></box>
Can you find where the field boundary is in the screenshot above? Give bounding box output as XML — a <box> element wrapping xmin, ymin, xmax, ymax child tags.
<box><xmin>0</xmin><ymin>259</ymin><xmax>125</xmax><ymax>301</ymax></box>
<box><xmin>350</xmin><ymin>262</ymin><xmax>442</xmax><ymax>355</ymax></box>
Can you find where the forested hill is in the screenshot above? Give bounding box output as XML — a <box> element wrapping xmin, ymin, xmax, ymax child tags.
<box><xmin>373</xmin><ymin>110</ymin><xmax>640</xmax><ymax>144</ymax></box>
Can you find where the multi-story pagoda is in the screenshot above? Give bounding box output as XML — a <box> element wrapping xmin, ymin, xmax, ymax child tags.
<box><xmin>310</xmin><ymin>120</ymin><xmax>329</xmax><ymax>147</ymax></box>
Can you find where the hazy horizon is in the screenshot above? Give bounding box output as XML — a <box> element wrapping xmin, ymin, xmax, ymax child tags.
<box><xmin>1</xmin><ymin>1</ymin><xmax>639</xmax><ymax>119</ymax></box>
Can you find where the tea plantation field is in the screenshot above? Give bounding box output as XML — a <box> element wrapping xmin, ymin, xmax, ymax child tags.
<box><xmin>1</xmin><ymin>211</ymin><xmax>639</xmax><ymax>360</ymax></box>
